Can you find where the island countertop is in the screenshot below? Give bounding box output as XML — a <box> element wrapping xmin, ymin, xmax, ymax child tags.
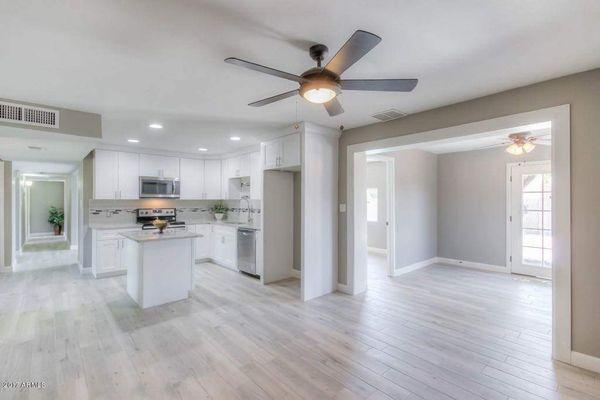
<box><xmin>121</xmin><ymin>230</ymin><xmax>203</xmax><ymax>243</ymax></box>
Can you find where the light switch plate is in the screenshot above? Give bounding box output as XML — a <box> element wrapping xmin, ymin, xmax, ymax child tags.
<box><xmin>339</xmin><ymin>203</ymin><xmax>346</xmax><ymax>213</ymax></box>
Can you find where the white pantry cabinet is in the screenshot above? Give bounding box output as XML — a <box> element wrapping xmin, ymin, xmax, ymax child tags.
<box><xmin>94</xmin><ymin>150</ymin><xmax>140</xmax><ymax>200</ymax></box>
<box><xmin>204</xmin><ymin>160</ymin><xmax>222</xmax><ymax>199</ymax></box>
<box><xmin>180</xmin><ymin>158</ymin><xmax>204</xmax><ymax>199</ymax></box>
<box><xmin>211</xmin><ymin>225</ymin><xmax>237</xmax><ymax>270</ymax></box>
<box><xmin>140</xmin><ymin>154</ymin><xmax>180</xmax><ymax>178</ymax></box>
<box><xmin>263</xmin><ymin>133</ymin><xmax>300</xmax><ymax>170</ymax></box>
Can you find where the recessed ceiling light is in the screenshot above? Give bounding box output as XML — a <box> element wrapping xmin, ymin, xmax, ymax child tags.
<box><xmin>128</xmin><ymin>139</ymin><xmax>140</xmax><ymax>143</ymax></box>
<box><xmin>149</xmin><ymin>123</ymin><xmax>163</xmax><ymax>129</ymax></box>
<box><xmin>230</xmin><ymin>136</ymin><xmax>241</xmax><ymax>141</ymax></box>
<box><xmin>198</xmin><ymin>147</ymin><xmax>208</xmax><ymax>152</ymax></box>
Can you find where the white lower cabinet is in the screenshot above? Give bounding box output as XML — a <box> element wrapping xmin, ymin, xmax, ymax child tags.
<box><xmin>211</xmin><ymin>225</ymin><xmax>237</xmax><ymax>270</ymax></box>
<box><xmin>92</xmin><ymin>229</ymin><xmax>138</xmax><ymax>277</ymax></box>
<box><xmin>190</xmin><ymin>224</ymin><xmax>210</xmax><ymax>260</ymax></box>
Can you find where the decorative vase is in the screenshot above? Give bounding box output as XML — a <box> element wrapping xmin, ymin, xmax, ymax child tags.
<box><xmin>152</xmin><ymin>219</ymin><xmax>168</xmax><ymax>234</ymax></box>
<box><xmin>214</xmin><ymin>213</ymin><xmax>224</xmax><ymax>221</ymax></box>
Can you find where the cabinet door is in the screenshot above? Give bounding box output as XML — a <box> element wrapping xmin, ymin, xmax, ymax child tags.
<box><xmin>250</xmin><ymin>151</ymin><xmax>262</xmax><ymax>200</ymax></box>
<box><xmin>237</xmin><ymin>154</ymin><xmax>250</xmax><ymax>177</ymax></box>
<box><xmin>117</xmin><ymin>152</ymin><xmax>140</xmax><ymax>199</ymax></box>
<box><xmin>94</xmin><ymin>150</ymin><xmax>118</xmax><ymax>199</ymax></box>
<box><xmin>222</xmin><ymin>229</ymin><xmax>237</xmax><ymax>268</ymax></box>
<box><xmin>194</xmin><ymin>225</ymin><xmax>210</xmax><ymax>259</ymax></box>
<box><xmin>264</xmin><ymin>140</ymin><xmax>281</xmax><ymax>169</ymax></box>
<box><xmin>281</xmin><ymin>133</ymin><xmax>300</xmax><ymax>167</ymax></box>
<box><xmin>204</xmin><ymin>160</ymin><xmax>222</xmax><ymax>199</ymax></box>
<box><xmin>180</xmin><ymin>158</ymin><xmax>204</xmax><ymax>199</ymax></box>
<box><xmin>140</xmin><ymin>154</ymin><xmax>180</xmax><ymax>178</ymax></box>
<box><xmin>96</xmin><ymin>239</ymin><xmax>120</xmax><ymax>273</ymax></box>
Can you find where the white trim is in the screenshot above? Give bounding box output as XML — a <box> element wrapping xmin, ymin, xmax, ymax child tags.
<box><xmin>336</xmin><ymin>283</ymin><xmax>352</xmax><ymax>294</ymax></box>
<box><xmin>290</xmin><ymin>268</ymin><xmax>301</xmax><ymax>279</ymax></box>
<box><xmin>368</xmin><ymin>247</ymin><xmax>387</xmax><ymax>255</ymax></box>
<box><xmin>571</xmin><ymin>352</ymin><xmax>600</xmax><ymax>374</ymax></box>
<box><xmin>392</xmin><ymin>257</ymin><xmax>437</xmax><ymax>276</ymax></box>
<box><xmin>70</xmin><ymin>245</ymin><xmax>78</xmax><ymax>250</ymax></box>
<box><xmin>346</xmin><ymin>104</ymin><xmax>571</xmax><ymax>364</ymax></box>
<box><xmin>436</xmin><ymin>257</ymin><xmax>508</xmax><ymax>273</ymax></box>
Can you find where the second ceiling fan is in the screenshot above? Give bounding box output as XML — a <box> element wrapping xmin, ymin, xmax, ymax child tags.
<box><xmin>225</xmin><ymin>30</ymin><xmax>418</xmax><ymax>117</ymax></box>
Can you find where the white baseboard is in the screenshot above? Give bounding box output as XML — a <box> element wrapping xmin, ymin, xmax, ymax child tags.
<box><xmin>79</xmin><ymin>266</ymin><xmax>92</xmax><ymax>276</ymax></box>
<box><xmin>368</xmin><ymin>247</ymin><xmax>388</xmax><ymax>255</ymax></box>
<box><xmin>435</xmin><ymin>257</ymin><xmax>508</xmax><ymax>273</ymax></box>
<box><xmin>337</xmin><ymin>283</ymin><xmax>352</xmax><ymax>294</ymax></box>
<box><xmin>393</xmin><ymin>257</ymin><xmax>437</xmax><ymax>277</ymax></box>
<box><xmin>0</xmin><ymin>265</ymin><xmax>12</xmax><ymax>274</ymax></box>
<box><xmin>290</xmin><ymin>268</ymin><xmax>301</xmax><ymax>279</ymax></box>
<box><xmin>70</xmin><ymin>245</ymin><xmax>78</xmax><ymax>250</ymax></box>
<box><xmin>571</xmin><ymin>351</ymin><xmax>600</xmax><ymax>374</ymax></box>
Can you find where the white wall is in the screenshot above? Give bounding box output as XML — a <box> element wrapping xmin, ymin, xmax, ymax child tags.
<box><xmin>389</xmin><ymin>149</ymin><xmax>438</xmax><ymax>271</ymax></box>
<box><xmin>437</xmin><ymin>145</ymin><xmax>551</xmax><ymax>266</ymax></box>
<box><xmin>301</xmin><ymin>127</ymin><xmax>338</xmax><ymax>301</ymax></box>
<box><xmin>366</xmin><ymin>161</ymin><xmax>387</xmax><ymax>250</ymax></box>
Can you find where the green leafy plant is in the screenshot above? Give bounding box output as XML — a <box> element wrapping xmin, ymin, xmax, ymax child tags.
<box><xmin>48</xmin><ymin>206</ymin><xmax>65</xmax><ymax>228</ymax></box>
<box><xmin>212</xmin><ymin>201</ymin><xmax>228</xmax><ymax>215</ymax></box>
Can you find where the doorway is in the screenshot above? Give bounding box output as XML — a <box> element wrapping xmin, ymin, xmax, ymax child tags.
<box><xmin>365</xmin><ymin>156</ymin><xmax>395</xmax><ymax>282</ymax></box>
<box><xmin>508</xmin><ymin>161</ymin><xmax>552</xmax><ymax>279</ymax></box>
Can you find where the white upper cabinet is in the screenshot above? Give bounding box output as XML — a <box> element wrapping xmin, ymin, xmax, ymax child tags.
<box><xmin>140</xmin><ymin>154</ymin><xmax>180</xmax><ymax>179</ymax></box>
<box><xmin>94</xmin><ymin>150</ymin><xmax>139</xmax><ymax>199</ymax></box>
<box><xmin>250</xmin><ymin>151</ymin><xmax>262</xmax><ymax>200</ymax></box>
<box><xmin>117</xmin><ymin>152</ymin><xmax>140</xmax><ymax>199</ymax></box>
<box><xmin>236</xmin><ymin>153</ymin><xmax>250</xmax><ymax>177</ymax></box>
<box><xmin>204</xmin><ymin>159</ymin><xmax>222</xmax><ymax>199</ymax></box>
<box><xmin>263</xmin><ymin>133</ymin><xmax>300</xmax><ymax>170</ymax></box>
<box><xmin>94</xmin><ymin>150</ymin><xmax>118</xmax><ymax>199</ymax></box>
<box><xmin>180</xmin><ymin>158</ymin><xmax>204</xmax><ymax>200</ymax></box>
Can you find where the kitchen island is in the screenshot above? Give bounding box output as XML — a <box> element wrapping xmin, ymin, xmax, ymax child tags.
<box><xmin>121</xmin><ymin>230</ymin><xmax>202</xmax><ymax>309</ymax></box>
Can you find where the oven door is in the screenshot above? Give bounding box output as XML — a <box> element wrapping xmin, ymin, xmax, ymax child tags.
<box><xmin>139</xmin><ymin>177</ymin><xmax>180</xmax><ymax>198</ymax></box>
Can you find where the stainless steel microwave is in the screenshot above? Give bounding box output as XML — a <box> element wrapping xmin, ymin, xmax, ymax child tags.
<box><xmin>139</xmin><ymin>176</ymin><xmax>180</xmax><ymax>198</ymax></box>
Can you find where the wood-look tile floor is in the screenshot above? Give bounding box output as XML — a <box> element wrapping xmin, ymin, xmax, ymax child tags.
<box><xmin>1</xmin><ymin>261</ymin><xmax>599</xmax><ymax>400</ymax></box>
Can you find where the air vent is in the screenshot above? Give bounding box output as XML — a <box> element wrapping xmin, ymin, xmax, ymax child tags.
<box><xmin>371</xmin><ymin>108</ymin><xmax>407</xmax><ymax>122</ymax></box>
<box><xmin>0</xmin><ymin>101</ymin><xmax>59</xmax><ymax>128</ymax></box>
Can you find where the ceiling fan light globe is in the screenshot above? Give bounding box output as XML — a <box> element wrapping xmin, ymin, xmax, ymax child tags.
<box><xmin>506</xmin><ymin>143</ymin><xmax>524</xmax><ymax>155</ymax></box>
<box><xmin>523</xmin><ymin>141</ymin><xmax>536</xmax><ymax>153</ymax></box>
<box><xmin>299</xmin><ymin>80</ymin><xmax>340</xmax><ymax>104</ymax></box>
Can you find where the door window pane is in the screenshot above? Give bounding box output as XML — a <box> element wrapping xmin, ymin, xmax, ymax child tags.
<box><xmin>543</xmin><ymin>211</ymin><xmax>552</xmax><ymax>230</ymax></box>
<box><xmin>543</xmin><ymin>173</ymin><xmax>552</xmax><ymax>191</ymax></box>
<box><xmin>543</xmin><ymin>230</ymin><xmax>552</xmax><ymax>249</ymax></box>
<box><xmin>543</xmin><ymin>193</ymin><xmax>552</xmax><ymax>211</ymax></box>
<box><xmin>367</xmin><ymin>188</ymin><xmax>378</xmax><ymax>222</ymax></box>
<box><xmin>523</xmin><ymin>247</ymin><xmax>543</xmax><ymax>267</ymax></box>
<box><xmin>543</xmin><ymin>249</ymin><xmax>552</xmax><ymax>268</ymax></box>
<box><xmin>522</xmin><ymin>211</ymin><xmax>543</xmax><ymax>229</ymax></box>
<box><xmin>523</xmin><ymin>229</ymin><xmax>543</xmax><ymax>247</ymax></box>
<box><xmin>522</xmin><ymin>174</ymin><xmax>543</xmax><ymax>192</ymax></box>
<box><xmin>523</xmin><ymin>193</ymin><xmax>543</xmax><ymax>211</ymax></box>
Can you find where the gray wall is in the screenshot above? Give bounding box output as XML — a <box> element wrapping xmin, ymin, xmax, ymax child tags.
<box><xmin>29</xmin><ymin>181</ymin><xmax>64</xmax><ymax>234</ymax></box>
<box><xmin>390</xmin><ymin>150</ymin><xmax>438</xmax><ymax>270</ymax></box>
<box><xmin>366</xmin><ymin>161</ymin><xmax>387</xmax><ymax>250</ymax></box>
<box><xmin>338</xmin><ymin>68</ymin><xmax>600</xmax><ymax>358</ymax></box>
<box><xmin>437</xmin><ymin>145</ymin><xmax>551</xmax><ymax>266</ymax></box>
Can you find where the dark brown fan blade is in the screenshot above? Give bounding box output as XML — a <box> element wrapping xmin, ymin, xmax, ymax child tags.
<box><xmin>225</xmin><ymin>58</ymin><xmax>307</xmax><ymax>84</ymax></box>
<box><xmin>248</xmin><ymin>90</ymin><xmax>299</xmax><ymax>107</ymax></box>
<box><xmin>340</xmin><ymin>79</ymin><xmax>418</xmax><ymax>92</ymax></box>
<box><xmin>324</xmin><ymin>30</ymin><xmax>382</xmax><ymax>76</ymax></box>
<box><xmin>324</xmin><ymin>97</ymin><xmax>344</xmax><ymax>116</ymax></box>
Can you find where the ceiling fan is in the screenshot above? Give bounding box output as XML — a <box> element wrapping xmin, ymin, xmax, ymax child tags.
<box><xmin>225</xmin><ymin>30</ymin><xmax>418</xmax><ymax>117</ymax></box>
<box><xmin>479</xmin><ymin>132</ymin><xmax>550</xmax><ymax>155</ymax></box>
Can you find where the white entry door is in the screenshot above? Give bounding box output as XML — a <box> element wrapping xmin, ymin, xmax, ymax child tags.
<box><xmin>509</xmin><ymin>162</ymin><xmax>552</xmax><ymax>278</ymax></box>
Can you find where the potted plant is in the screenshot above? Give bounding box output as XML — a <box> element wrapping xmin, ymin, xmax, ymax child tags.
<box><xmin>212</xmin><ymin>201</ymin><xmax>227</xmax><ymax>221</ymax></box>
<box><xmin>48</xmin><ymin>206</ymin><xmax>65</xmax><ymax>235</ymax></box>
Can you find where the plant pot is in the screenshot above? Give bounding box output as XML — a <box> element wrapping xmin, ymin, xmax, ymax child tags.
<box><xmin>214</xmin><ymin>213</ymin><xmax>224</xmax><ymax>221</ymax></box>
<box><xmin>53</xmin><ymin>225</ymin><xmax>62</xmax><ymax>236</ymax></box>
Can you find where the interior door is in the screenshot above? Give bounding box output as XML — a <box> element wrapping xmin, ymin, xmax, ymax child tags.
<box><xmin>509</xmin><ymin>162</ymin><xmax>552</xmax><ymax>278</ymax></box>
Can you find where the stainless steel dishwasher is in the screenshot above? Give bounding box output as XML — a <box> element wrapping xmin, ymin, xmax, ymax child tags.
<box><xmin>237</xmin><ymin>228</ymin><xmax>257</xmax><ymax>276</ymax></box>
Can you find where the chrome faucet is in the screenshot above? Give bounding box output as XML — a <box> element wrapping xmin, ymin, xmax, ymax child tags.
<box><xmin>241</xmin><ymin>195</ymin><xmax>253</xmax><ymax>224</ymax></box>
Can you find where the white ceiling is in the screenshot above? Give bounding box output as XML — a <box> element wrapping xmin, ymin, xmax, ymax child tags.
<box><xmin>2</xmin><ymin>0</ymin><xmax>599</xmax><ymax>157</ymax></box>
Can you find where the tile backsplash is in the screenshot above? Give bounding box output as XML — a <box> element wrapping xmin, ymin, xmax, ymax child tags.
<box><xmin>89</xmin><ymin>199</ymin><xmax>261</xmax><ymax>226</ymax></box>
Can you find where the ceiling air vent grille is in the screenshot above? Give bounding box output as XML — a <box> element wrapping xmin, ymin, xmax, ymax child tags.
<box><xmin>0</xmin><ymin>101</ymin><xmax>59</xmax><ymax>128</ymax></box>
<box><xmin>371</xmin><ymin>108</ymin><xmax>407</xmax><ymax>122</ymax></box>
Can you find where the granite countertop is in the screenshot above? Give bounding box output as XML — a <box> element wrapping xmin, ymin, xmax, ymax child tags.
<box><xmin>187</xmin><ymin>220</ymin><xmax>261</xmax><ymax>230</ymax></box>
<box><xmin>121</xmin><ymin>230</ymin><xmax>203</xmax><ymax>243</ymax></box>
<box><xmin>90</xmin><ymin>224</ymin><xmax>142</xmax><ymax>230</ymax></box>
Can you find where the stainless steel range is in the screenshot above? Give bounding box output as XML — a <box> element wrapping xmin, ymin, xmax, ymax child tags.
<box><xmin>136</xmin><ymin>208</ymin><xmax>186</xmax><ymax>230</ymax></box>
